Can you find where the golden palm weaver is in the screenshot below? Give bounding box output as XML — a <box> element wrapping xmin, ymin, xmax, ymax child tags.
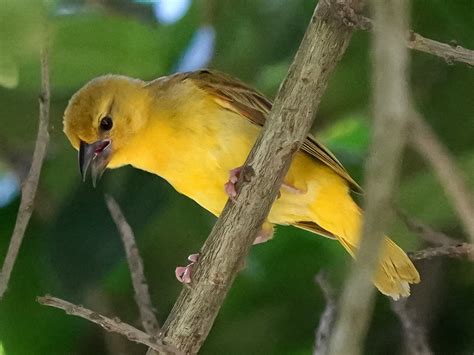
<box><xmin>63</xmin><ymin>70</ymin><xmax>420</xmax><ymax>299</ymax></box>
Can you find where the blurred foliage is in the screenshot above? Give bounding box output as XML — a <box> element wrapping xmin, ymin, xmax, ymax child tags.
<box><xmin>0</xmin><ymin>0</ymin><xmax>473</xmax><ymax>354</ymax></box>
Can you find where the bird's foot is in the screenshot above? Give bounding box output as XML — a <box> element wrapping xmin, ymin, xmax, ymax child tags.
<box><xmin>253</xmin><ymin>233</ymin><xmax>271</xmax><ymax>245</ymax></box>
<box><xmin>280</xmin><ymin>182</ymin><xmax>304</xmax><ymax>194</ymax></box>
<box><xmin>175</xmin><ymin>253</ymin><xmax>199</xmax><ymax>284</ymax></box>
<box><xmin>174</xmin><ymin>246</ymin><xmax>252</xmax><ymax>284</ymax></box>
<box><xmin>225</xmin><ymin>166</ymin><xmax>303</xmax><ymax>201</ymax></box>
<box><xmin>254</xmin><ymin>223</ymin><xmax>274</xmax><ymax>244</ymax></box>
<box><xmin>175</xmin><ymin>225</ymin><xmax>272</xmax><ymax>283</ymax></box>
<box><xmin>224</xmin><ymin>166</ymin><xmax>242</xmax><ymax>201</ymax></box>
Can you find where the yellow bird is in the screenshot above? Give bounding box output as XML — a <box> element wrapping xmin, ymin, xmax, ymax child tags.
<box><xmin>63</xmin><ymin>69</ymin><xmax>420</xmax><ymax>299</ymax></box>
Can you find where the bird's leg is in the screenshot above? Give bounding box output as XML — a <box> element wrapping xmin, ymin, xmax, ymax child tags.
<box><xmin>175</xmin><ymin>253</ymin><xmax>199</xmax><ymax>284</ymax></box>
<box><xmin>280</xmin><ymin>182</ymin><xmax>305</xmax><ymax>194</ymax></box>
<box><xmin>175</xmin><ymin>224</ymin><xmax>274</xmax><ymax>283</ymax></box>
<box><xmin>225</xmin><ymin>166</ymin><xmax>303</xmax><ymax>201</ymax></box>
<box><xmin>253</xmin><ymin>223</ymin><xmax>274</xmax><ymax>244</ymax></box>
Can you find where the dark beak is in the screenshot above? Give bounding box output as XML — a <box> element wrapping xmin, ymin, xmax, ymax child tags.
<box><xmin>79</xmin><ymin>139</ymin><xmax>112</xmax><ymax>187</ymax></box>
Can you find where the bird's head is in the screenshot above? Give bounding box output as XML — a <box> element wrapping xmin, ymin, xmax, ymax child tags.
<box><xmin>63</xmin><ymin>75</ymin><xmax>148</xmax><ymax>186</ymax></box>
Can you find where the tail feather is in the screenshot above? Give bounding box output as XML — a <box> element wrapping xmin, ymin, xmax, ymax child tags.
<box><xmin>305</xmin><ymin>184</ymin><xmax>420</xmax><ymax>299</ymax></box>
<box><xmin>341</xmin><ymin>235</ymin><xmax>420</xmax><ymax>298</ymax></box>
<box><xmin>373</xmin><ymin>238</ymin><xmax>420</xmax><ymax>299</ymax></box>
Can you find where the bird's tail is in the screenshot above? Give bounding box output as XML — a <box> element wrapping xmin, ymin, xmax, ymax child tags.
<box><xmin>302</xmin><ymin>184</ymin><xmax>420</xmax><ymax>299</ymax></box>
<box><xmin>338</xmin><ymin>232</ymin><xmax>420</xmax><ymax>299</ymax></box>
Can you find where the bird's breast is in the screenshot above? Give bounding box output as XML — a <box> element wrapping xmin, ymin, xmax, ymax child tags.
<box><xmin>132</xmin><ymin>104</ymin><xmax>260</xmax><ymax>216</ymax></box>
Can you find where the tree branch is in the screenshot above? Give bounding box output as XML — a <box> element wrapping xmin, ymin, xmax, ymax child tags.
<box><xmin>398</xmin><ymin>210</ymin><xmax>458</xmax><ymax>246</ymax></box>
<box><xmin>391</xmin><ymin>299</ymin><xmax>432</xmax><ymax>355</ymax></box>
<box><xmin>313</xmin><ymin>272</ymin><xmax>337</xmax><ymax>355</ymax></box>
<box><xmin>151</xmin><ymin>1</ymin><xmax>361</xmax><ymax>353</ymax></box>
<box><xmin>409</xmin><ymin>114</ymin><xmax>474</xmax><ymax>243</ymax></box>
<box><xmin>37</xmin><ymin>295</ymin><xmax>180</xmax><ymax>354</ymax></box>
<box><xmin>406</xmin><ymin>31</ymin><xmax>474</xmax><ymax>66</ymax></box>
<box><xmin>409</xmin><ymin>243</ymin><xmax>473</xmax><ymax>261</ymax></box>
<box><xmin>358</xmin><ymin>16</ymin><xmax>474</xmax><ymax>66</ymax></box>
<box><xmin>105</xmin><ymin>195</ymin><xmax>160</xmax><ymax>334</ymax></box>
<box><xmin>328</xmin><ymin>1</ymin><xmax>411</xmax><ymax>354</ymax></box>
<box><xmin>400</xmin><ymin>212</ymin><xmax>473</xmax><ymax>260</ymax></box>
<box><xmin>0</xmin><ymin>44</ymin><xmax>50</xmax><ymax>299</ymax></box>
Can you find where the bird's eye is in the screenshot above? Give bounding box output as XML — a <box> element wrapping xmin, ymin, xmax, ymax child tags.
<box><xmin>100</xmin><ymin>116</ymin><xmax>113</xmax><ymax>131</ymax></box>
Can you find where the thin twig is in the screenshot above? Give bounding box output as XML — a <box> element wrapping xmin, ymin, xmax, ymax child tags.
<box><xmin>313</xmin><ymin>272</ymin><xmax>337</xmax><ymax>355</ymax></box>
<box><xmin>406</xmin><ymin>31</ymin><xmax>474</xmax><ymax>66</ymax></box>
<box><xmin>0</xmin><ymin>45</ymin><xmax>51</xmax><ymax>299</ymax></box>
<box><xmin>391</xmin><ymin>299</ymin><xmax>432</xmax><ymax>355</ymax></box>
<box><xmin>155</xmin><ymin>1</ymin><xmax>360</xmax><ymax>353</ymax></box>
<box><xmin>358</xmin><ymin>16</ymin><xmax>474</xmax><ymax>66</ymax></box>
<box><xmin>408</xmin><ymin>243</ymin><xmax>473</xmax><ymax>261</ymax></box>
<box><xmin>105</xmin><ymin>195</ymin><xmax>160</xmax><ymax>334</ymax></box>
<box><xmin>37</xmin><ymin>295</ymin><xmax>180</xmax><ymax>355</ymax></box>
<box><xmin>328</xmin><ymin>1</ymin><xmax>411</xmax><ymax>354</ymax></box>
<box><xmin>409</xmin><ymin>114</ymin><xmax>474</xmax><ymax>243</ymax></box>
<box><xmin>397</xmin><ymin>210</ymin><xmax>457</xmax><ymax>246</ymax></box>
<box><xmin>398</xmin><ymin>208</ymin><xmax>474</xmax><ymax>259</ymax></box>
<box><xmin>399</xmin><ymin>212</ymin><xmax>473</xmax><ymax>260</ymax></box>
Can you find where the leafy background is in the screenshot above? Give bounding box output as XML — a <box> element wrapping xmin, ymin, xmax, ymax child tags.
<box><xmin>0</xmin><ymin>0</ymin><xmax>473</xmax><ymax>354</ymax></box>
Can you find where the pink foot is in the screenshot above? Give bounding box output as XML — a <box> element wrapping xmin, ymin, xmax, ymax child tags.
<box><xmin>225</xmin><ymin>166</ymin><xmax>303</xmax><ymax>201</ymax></box>
<box><xmin>224</xmin><ymin>167</ymin><xmax>242</xmax><ymax>201</ymax></box>
<box><xmin>176</xmin><ymin>227</ymin><xmax>272</xmax><ymax>281</ymax></box>
<box><xmin>281</xmin><ymin>182</ymin><xmax>304</xmax><ymax>194</ymax></box>
<box><xmin>175</xmin><ymin>253</ymin><xmax>199</xmax><ymax>284</ymax></box>
<box><xmin>254</xmin><ymin>234</ymin><xmax>270</xmax><ymax>244</ymax></box>
<box><xmin>253</xmin><ymin>224</ymin><xmax>274</xmax><ymax>245</ymax></box>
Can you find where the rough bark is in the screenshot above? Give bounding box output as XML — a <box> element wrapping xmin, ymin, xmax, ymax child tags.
<box><xmin>406</xmin><ymin>31</ymin><xmax>474</xmax><ymax>66</ymax></box>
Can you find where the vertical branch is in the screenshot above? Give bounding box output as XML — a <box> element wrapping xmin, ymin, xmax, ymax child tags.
<box><xmin>328</xmin><ymin>1</ymin><xmax>411</xmax><ymax>354</ymax></box>
<box><xmin>313</xmin><ymin>273</ymin><xmax>337</xmax><ymax>355</ymax></box>
<box><xmin>0</xmin><ymin>44</ymin><xmax>51</xmax><ymax>299</ymax></box>
<box><xmin>105</xmin><ymin>195</ymin><xmax>160</xmax><ymax>335</ymax></box>
<box><xmin>410</xmin><ymin>114</ymin><xmax>474</xmax><ymax>243</ymax></box>
<box><xmin>391</xmin><ymin>299</ymin><xmax>432</xmax><ymax>355</ymax></box>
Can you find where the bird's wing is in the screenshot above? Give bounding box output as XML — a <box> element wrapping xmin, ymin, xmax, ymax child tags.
<box><xmin>181</xmin><ymin>69</ymin><xmax>362</xmax><ymax>193</ymax></box>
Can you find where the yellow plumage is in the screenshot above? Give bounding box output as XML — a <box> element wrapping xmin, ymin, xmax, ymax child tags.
<box><xmin>63</xmin><ymin>70</ymin><xmax>420</xmax><ymax>299</ymax></box>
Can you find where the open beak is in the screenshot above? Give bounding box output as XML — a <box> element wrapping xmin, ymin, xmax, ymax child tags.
<box><xmin>79</xmin><ymin>139</ymin><xmax>112</xmax><ymax>187</ymax></box>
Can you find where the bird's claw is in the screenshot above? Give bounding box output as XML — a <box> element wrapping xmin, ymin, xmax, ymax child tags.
<box><xmin>224</xmin><ymin>167</ymin><xmax>242</xmax><ymax>201</ymax></box>
<box><xmin>175</xmin><ymin>253</ymin><xmax>199</xmax><ymax>284</ymax></box>
<box><xmin>225</xmin><ymin>166</ymin><xmax>303</xmax><ymax>202</ymax></box>
<box><xmin>175</xmin><ymin>228</ymin><xmax>270</xmax><ymax>284</ymax></box>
